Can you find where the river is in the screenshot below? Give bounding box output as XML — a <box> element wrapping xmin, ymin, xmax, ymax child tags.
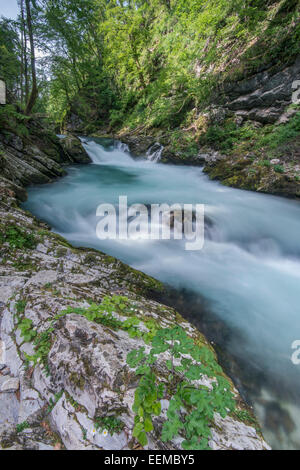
<box><xmin>22</xmin><ymin>137</ymin><xmax>300</xmax><ymax>449</ymax></box>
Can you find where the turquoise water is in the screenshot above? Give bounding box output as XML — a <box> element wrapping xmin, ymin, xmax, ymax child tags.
<box><xmin>23</xmin><ymin>137</ymin><xmax>300</xmax><ymax>449</ymax></box>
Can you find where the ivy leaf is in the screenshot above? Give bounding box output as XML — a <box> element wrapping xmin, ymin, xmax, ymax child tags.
<box><xmin>161</xmin><ymin>416</ymin><xmax>183</xmax><ymax>442</ymax></box>
<box><xmin>126</xmin><ymin>348</ymin><xmax>145</xmax><ymax>368</ymax></box>
<box><xmin>144</xmin><ymin>417</ymin><xmax>154</xmax><ymax>432</ymax></box>
<box><xmin>182</xmin><ymin>437</ymin><xmax>210</xmax><ymax>450</ymax></box>
<box><xmin>136</xmin><ymin>365</ymin><xmax>151</xmax><ymax>375</ymax></box>
<box><xmin>137</xmin><ymin>431</ymin><xmax>148</xmax><ymax>447</ymax></box>
<box><xmin>132</xmin><ymin>422</ymin><xmax>143</xmax><ymax>438</ymax></box>
<box><xmin>161</xmin><ymin>420</ymin><xmax>177</xmax><ymax>442</ymax></box>
<box><xmin>152</xmin><ymin>402</ymin><xmax>161</xmax><ymax>416</ymax></box>
<box><xmin>157</xmin><ymin>383</ymin><xmax>165</xmax><ymax>399</ymax></box>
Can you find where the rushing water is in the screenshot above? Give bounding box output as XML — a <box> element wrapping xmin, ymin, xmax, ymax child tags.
<box><xmin>23</xmin><ymin>137</ymin><xmax>300</xmax><ymax>449</ymax></box>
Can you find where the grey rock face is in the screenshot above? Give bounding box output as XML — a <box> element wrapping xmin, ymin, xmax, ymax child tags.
<box><xmin>0</xmin><ymin>377</ymin><xmax>20</xmax><ymax>393</ymax></box>
<box><xmin>197</xmin><ymin>150</ymin><xmax>226</xmax><ymax>164</ymax></box>
<box><xmin>0</xmin><ymin>393</ymin><xmax>19</xmax><ymax>433</ymax></box>
<box><xmin>0</xmin><ymin>116</ymin><xmax>91</xmax><ymax>187</ymax></box>
<box><xmin>206</xmin><ymin>105</ymin><xmax>227</xmax><ymax>124</ymax></box>
<box><xmin>223</xmin><ymin>56</ymin><xmax>300</xmax><ymax>123</ymax></box>
<box><xmin>59</xmin><ymin>135</ymin><xmax>91</xmax><ymax>164</ymax></box>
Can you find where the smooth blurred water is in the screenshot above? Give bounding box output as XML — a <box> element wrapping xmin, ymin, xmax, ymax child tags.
<box><xmin>23</xmin><ymin>137</ymin><xmax>300</xmax><ymax>449</ymax></box>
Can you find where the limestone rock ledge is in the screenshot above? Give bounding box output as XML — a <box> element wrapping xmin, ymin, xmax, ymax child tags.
<box><xmin>0</xmin><ymin>179</ymin><xmax>270</xmax><ymax>450</ymax></box>
<box><xmin>0</xmin><ymin>117</ymin><xmax>91</xmax><ymax>187</ymax></box>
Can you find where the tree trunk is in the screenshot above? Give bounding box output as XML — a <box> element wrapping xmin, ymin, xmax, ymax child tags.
<box><xmin>20</xmin><ymin>2</ymin><xmax>24</xmax><ymax>105</ymax></box>
<box><xmin>25</xmin><ymin>0</ymin><xmax>38</xmax><ymax>115</ymax></box>
<box><xmin>24</xmin><ymin>15</ymin><xmax>29</xmax><ymax>103</ymax></box>
<box><xmin>20</xmin><ymin>0</ymin><xmax>29</xmax><ymax>105</ymax></box>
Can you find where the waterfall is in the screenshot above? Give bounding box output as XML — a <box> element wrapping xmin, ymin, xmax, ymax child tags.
<box><xmin>146</xmin><ymin>143</ymin><xmax>164</xmax><ymax>163</ymax></box>
<box><xmin>115</xmin><ymin>141</ymin><xmax>130</xmax><ymax>153</ymax></box>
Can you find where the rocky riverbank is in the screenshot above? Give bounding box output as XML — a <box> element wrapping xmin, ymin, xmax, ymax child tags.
<box><xmin>107</xmin><ymin>129</ymin><xmax>300</xmax><ymax>198</ymax></box>
<box><xmin>0</xmin><ymin>125</ymin><xmax>270</xmax><ymax>450</ymax></box>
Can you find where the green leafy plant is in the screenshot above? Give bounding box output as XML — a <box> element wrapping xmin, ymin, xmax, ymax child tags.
<box><xmin>258</xmin><ymin>159</ymin><xmax>271</xmax><ymax>167</ymax></box>
<box><xmin>122</xmin><ymin>316</ymin><xmax>142</xmax><ymax>338</ymax></box>
<box><xmin>16</xmin><ymin>300</ymin><xmax>27</xmax><ymax>314</ymax></box>
<box><xmin>0</xmin><ymin>226</ymin><xmax>36</xmax><ymax>250</ymax></box>
<box><xmin>94</xmin><ymin>416</ymin><xmax>125</xmax><ymax>435</ymax></box>
<box><xmin>16</xmin><ymin>421</ymin><xmax>30</xmax><ymax>433</ymax></box>
<box><xmin>127</xmin><ymin>326</ymin><xmax>235</xmax><ymax>450</ymax></box>
<box><xmin>81</xmin><ymin>426</ymin><xmax>87</xmax><ymax>440</ymax></box>
<box><xmin>57</xmin><ymin>302</ymin><xmax>124</xmax><ymax>331</ymax></box>
<box><xmin>18</xmin><ymin>318</ymin><xmax>37</xmax><ymax>343</ymax></box>
<box><xmin>33</xmin><ymin>328</ymin><xmax>54</xmax><ymax>370</ymax></box>
<box><xmin>274</xmin><ymin>164</ymin><xmax>285</xmax><ymax>173</ymax></box>
<box><xmin>23</xmin><ymin>326</ymin><xmax>54</xmax><ymax>375</ymax></box>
